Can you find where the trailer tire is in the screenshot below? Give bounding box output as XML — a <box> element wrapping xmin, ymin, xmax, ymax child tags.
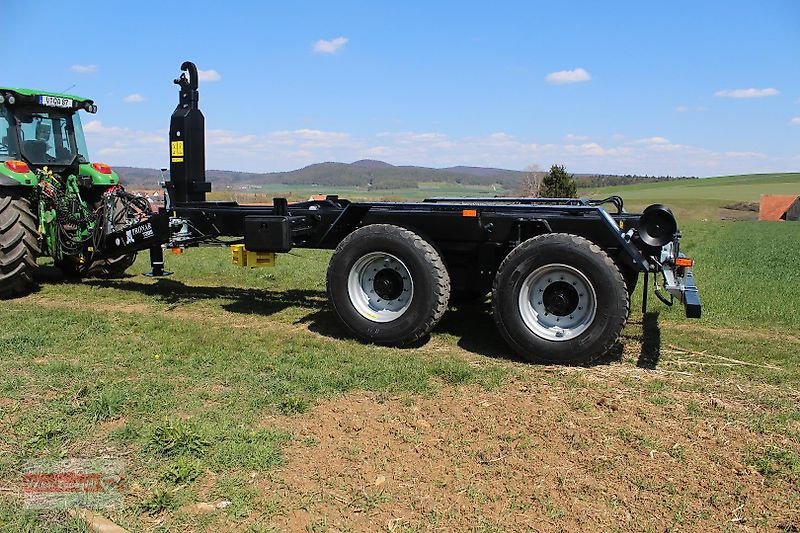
<box><xmin>0</xmin><ymin>192</ymin><xmax>40</xmax><ymax>299</ymax></box>
<box><xmin>327</xmin><ymin>224</ymin><xmax>450</xmax><ymax>346</ymax></box>
<box><xmin>492</xmin><ymin>233</ymin><xmax>628</xmax><ymax>365</ymax></box>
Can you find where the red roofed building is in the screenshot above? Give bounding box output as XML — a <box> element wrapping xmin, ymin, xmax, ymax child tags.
<box><xmin>759</xmin><ymin>195</ymin><xmax>800</xmax><ymax>221</ymax></box>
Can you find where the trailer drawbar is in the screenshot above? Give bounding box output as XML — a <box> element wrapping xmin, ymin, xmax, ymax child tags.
<box><xmin>134</xmin><ymin>61</ymin><xmax>702</xmax><ymax>365</ymax></box>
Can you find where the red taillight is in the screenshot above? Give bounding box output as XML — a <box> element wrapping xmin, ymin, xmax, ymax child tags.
<box><xmin>92</xmin><ymin>162</ymin><xmax>113</xmax><ymax>174</ymax></box>
<box><xmin>4</xmin><ymin>160</ymin><xmax>30</xmax><ymax>173</ymax></box>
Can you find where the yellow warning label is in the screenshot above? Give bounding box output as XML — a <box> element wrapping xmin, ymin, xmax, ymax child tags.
<box><xmin>171</xmin><ymin>157</ymin><xmax>184</xmax><ymax>163</ymax></box>
<box><xmin>171</xmin><ymin>141</ymin><xmax>184</xmax><ymax>157</ymax></box>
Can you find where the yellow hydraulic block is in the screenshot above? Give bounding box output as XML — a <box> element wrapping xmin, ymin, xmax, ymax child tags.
<box><xmin>231</xmin><ymin>244</ymin><xmax>276</xmax><ymax>268</ymax></box>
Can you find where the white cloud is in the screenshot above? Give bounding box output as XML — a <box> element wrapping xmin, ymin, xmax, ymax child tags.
<box><xmin>123</xmin><ymin>93</ymin><xmax>145</xmax><ymax>103</ymax></box>
<box><xmin>80</xmin><ymin>119</ymin><xmax>792</xmax><ymax>177</ymax></box>
<box><xmin>312</xmin><ymin>37</ymin><xmax>349</xmax><ymax>54</ymax></box>
<box><xmin>83</xmin><ymin>121</ymin><xmax>167</xmax><ymax>162</ymax></box>
<box><xmin>675</xmin><ymin>105</ymin><xmax>708</xmax><ymax>112</ymax></box>
<box><xmin>564</xmin><ymin>133</ymin><xmax>590</xmax><ymax>142</ymax></box>
<box><xmin>791</xmin><ymin>117</ymin><xmax>800</xmax><ymax>125</ymax></box>
<box><xmin>714</xmin><ymin>88</ymin><xmax>779</xmax><ymax>98</ymax></box>
<box><xmin>70</xmin><ymin>64</ymin><xmax>98</xmax><ymax>74</ymax></box>
<box><xmin>197</xmin><ymin>69</ymin><xmax>221</xmax><ymax>82</ymax></box>
<box><xmin>545</xmin><ymin>68</ymin><xmax>591</xmax><ymax>85</ymax></box>
<box><xmin>631</xmin><ymin>136</ymin><xmax>670</xmax><ymax>145</ymax></box>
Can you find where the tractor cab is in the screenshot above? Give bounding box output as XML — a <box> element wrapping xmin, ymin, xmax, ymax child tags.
<box><xmin>0</xmin><ymin>88</ymin><xmax>157</xmax><ymax>290</ymax></box>
<box><xmin>0</xmin><ymin>88</ymin><xmax>95</xmax><ymax>174</ymax></box>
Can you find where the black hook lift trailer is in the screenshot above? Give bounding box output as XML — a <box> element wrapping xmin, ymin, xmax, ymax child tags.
<box><xmin>106</xmin><ymin>62</ymin><xmax>703</xmax><ymax>364</ymax></box>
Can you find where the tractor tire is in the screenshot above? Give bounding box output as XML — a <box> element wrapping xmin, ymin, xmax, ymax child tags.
<box><xmin>492</xmin><ymin>233</ymin><xmax>629</xmax><ymax>365</ymax></box>
<box><xmin>0</xmin><ymin>192</ymin><xmax>40</xmax><ymax>299</ymax></box>
<box><xmin>58</xmin><ymin>253</ymin><xmax>137</xmax><ymax>279</ymax></box>
<box><xmin>327</xmin><ymin>224</ymin><xmax>450</xmax><ymax>346</ymax></box>
<box><xmin>86</xmin><ymin>252</ymin><xmax>137</xmax><ymax>279</ymax></box>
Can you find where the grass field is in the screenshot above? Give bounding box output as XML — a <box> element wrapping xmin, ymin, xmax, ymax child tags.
<box><xmin>1</xmin><ymin>174</ymin><xmax>799</xmax><ymax>531</ymax></box>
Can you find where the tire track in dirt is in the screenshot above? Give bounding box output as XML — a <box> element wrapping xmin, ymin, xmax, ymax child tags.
<box><xmin>251</xmin><ymin>383</ymin><xmax>800</xmax><ymax>531</ymax></box>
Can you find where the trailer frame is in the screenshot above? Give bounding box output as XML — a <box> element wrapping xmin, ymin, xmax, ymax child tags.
<box><xmin>126</xmin><ymin>61</ymin><xmax>702</xmax><ymax>365</ymax></box>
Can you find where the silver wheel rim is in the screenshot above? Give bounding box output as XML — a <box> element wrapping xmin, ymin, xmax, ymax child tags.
<box><xmin>518</xmin><ymin>264</ymin><xmax>597</xmax><ymax>342</ymax></box>
<box><xmin>347</xmin><ymin>252</ymin><xmax>414</xmax><ymax>323</ymax></box>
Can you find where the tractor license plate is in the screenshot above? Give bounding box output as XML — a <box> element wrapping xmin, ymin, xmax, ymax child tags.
<box><xmin>39</xmin><ymin>95</ymin><xmax>73</xmax><ymax>108</ymax></box>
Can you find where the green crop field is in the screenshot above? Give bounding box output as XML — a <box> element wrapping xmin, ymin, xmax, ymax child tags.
<box><xmin>1</xmin><ymin>174</ymin><xmax>799</xmax><ymax>531</ymax></box>
<box><xmin>584</xmin><ymin>172</ymin><xmax>800</xmax><ymax>221</ymax></box>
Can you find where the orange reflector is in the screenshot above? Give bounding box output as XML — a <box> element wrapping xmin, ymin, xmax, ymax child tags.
<box><xmin>4</xmin><ymin>160</ymin><xmax>30</xmax><ymax>173</ymax></box>
<box><xmin>171</xmin><ymin>248</ymin><xmax>183</xmax><ymax>254</ymax></box>
<box><xmin>675</xmin><ymin>257</ymin><xmax>693</xmax><ymax>267</ymax></box>
<box><xmin>92</xmin><ymin>162</ymin><xmax>113</xmax><ymax>174</ymax></box>
<box><xmin>462</xmin><ymin>209</ymin><xmax>478</xmax><ymax>218</ymax></box>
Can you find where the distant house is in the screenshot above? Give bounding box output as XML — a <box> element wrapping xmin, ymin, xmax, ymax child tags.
<box><xmin>308</xmin><ymin>194</ymin><xmax>327</xmax><ymax>201</ymax></box>
<box><xmin>759</xmin><ymin>195</ymin><xmax>800</xmax><ymax>221</ymax></box>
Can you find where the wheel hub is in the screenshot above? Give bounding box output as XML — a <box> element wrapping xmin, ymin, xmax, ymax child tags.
<box><xmin>542</xmin><ymin>281</ymin><xmax>579</xmax><ymax>316</ymax></box>
<box><xmin>517</xmin><ymin>264</ymin><xmax>597</xmax><ymax>341</ymax></box>
<box><xmin>347</xmin><ymin>252</ymin><xmax>414</xmax><ymax>323</ymax></box>
<box><xmin>373</xmin><ymin>268</ymin><xmax>404</xmax><ymax>300</ymax></box>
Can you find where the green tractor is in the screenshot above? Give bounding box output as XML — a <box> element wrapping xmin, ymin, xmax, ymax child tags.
<box><xmin>0</xmin><ymin>88</ymin><xmax>150</xmax><ymax>298</ymax></box>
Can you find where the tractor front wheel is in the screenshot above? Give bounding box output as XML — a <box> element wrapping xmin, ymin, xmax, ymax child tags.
<box><xmin>0</xmin><ymin>191</ymin><xmax>40</xmax><ymax>299</ymax></box>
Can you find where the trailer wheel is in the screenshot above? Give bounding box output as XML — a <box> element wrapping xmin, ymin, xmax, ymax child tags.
<box><xmin>0</xmin><ymin>191</ymin><xmax>40</xmax><ymax>299</ymax></box>
<box><xmin>327</xmin><ymin>224</ymin><xmax>450</xmax><ymax>346</ymax></box>
<box><xmin>492</xmin><ymin>233</ymin><xmax>628</xmax><ymax>365</ymax></box>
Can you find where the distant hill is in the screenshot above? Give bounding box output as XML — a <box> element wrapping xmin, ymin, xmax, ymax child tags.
<box><xmin>114</xmin><ymin>160</ymin><xmax>695</xmax><ymax>190</ymax></box>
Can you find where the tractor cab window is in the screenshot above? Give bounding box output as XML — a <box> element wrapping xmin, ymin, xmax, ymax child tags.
<box><xmin>17</xmin><ymin>111</ymin><xmax>85</xmax><ymax>166</ymax></box>
<box><xmin>72</xmin><ymin>112</ymin><xmax>90</xmax><ymax>163</ymax></box>
<box><xmin>0</xmin><ymin>107</ymin><xmax>20</xmax><ymax>161</ymax></box>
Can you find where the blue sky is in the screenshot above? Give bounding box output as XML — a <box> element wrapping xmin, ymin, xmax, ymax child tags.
<box><xmin>6</xmin><ymin>1</ymin><xmax>799</xmax><ymax>176</ymax></box>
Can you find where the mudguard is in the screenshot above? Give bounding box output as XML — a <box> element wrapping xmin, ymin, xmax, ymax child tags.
<box><xmin>0</xmin><ymin>165</ymin><xmax>36</xmax><ymax>186</ymax></box>
<box><xmin>78</xmin><ymin>163</ymin><xmax>120</xmax><ymax>186</ymax></box>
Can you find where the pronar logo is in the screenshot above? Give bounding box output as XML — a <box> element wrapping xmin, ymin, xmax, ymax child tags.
<box><xmin>125</xmin><ymin>223</ymin><xmax>154</xmax><ymax>245</ymax></box>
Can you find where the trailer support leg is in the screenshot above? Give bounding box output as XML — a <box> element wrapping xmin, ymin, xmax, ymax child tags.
<box><xmin>145</xmin><ymin>245</ymin><xmax>173</xmax><ymax>277</ymax></box>
<box><xmin>641</xmin><ymin>271</ymin><xmax>648</xmax><ymax>314</ymax></box>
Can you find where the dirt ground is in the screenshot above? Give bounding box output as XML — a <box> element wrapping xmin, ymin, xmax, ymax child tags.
<box><xmin>200</xmin><ymin>374</ymin><xmax>800</xmax><ymax>532</ymax></box>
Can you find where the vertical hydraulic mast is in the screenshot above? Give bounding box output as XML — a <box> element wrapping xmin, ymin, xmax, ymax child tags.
<box><xmin>164</xmin><ymin>61</ymin><xmax>211</xmax><ymax>205</ymax></box>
